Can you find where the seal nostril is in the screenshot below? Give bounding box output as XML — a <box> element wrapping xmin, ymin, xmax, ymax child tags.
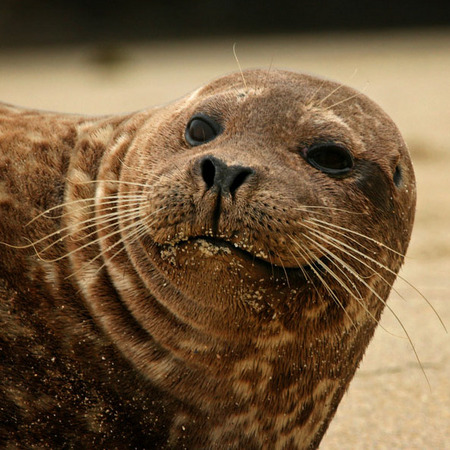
<box><xmin>198</xmin><ymin>155</ymin><xmax>254</xmax><ymax>195</ymax></box>
<box><xmin>229</xmin><ymin>169</ymin><xmax>253</xmax><ymax>195</ymax></box>
<box><xmin>201</xmin><ymin>158</ymin><xmax>216</xmax><ymax>190</ymax></box>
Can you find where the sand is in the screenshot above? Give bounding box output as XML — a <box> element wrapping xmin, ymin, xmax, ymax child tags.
<box><xmin>1</xmin><ymin>28</ymin><xmax>449</xmax><ymax>448</ymax></box>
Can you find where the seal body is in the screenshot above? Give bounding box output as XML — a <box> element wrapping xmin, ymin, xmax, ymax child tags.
<box><xmin>0</xmin><ymin>70</ymin><xmax>416</xmax><ymax>448</ymax></box>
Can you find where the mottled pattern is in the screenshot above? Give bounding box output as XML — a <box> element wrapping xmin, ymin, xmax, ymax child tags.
<box><xmin>0</xmin><ymin>70</ymin><xmax>416</xmax><ymax>448</ymax></box>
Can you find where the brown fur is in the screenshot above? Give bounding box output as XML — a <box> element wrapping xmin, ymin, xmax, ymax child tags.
<box><xmin>0</xmin><ymin>69</ymin><xmax>416</xmax><ymax>448</ymax></box>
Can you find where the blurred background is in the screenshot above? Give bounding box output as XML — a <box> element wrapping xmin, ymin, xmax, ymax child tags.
<box><xmin>0</xmin><ymin>2</ymin><xmax>449</xmax><ymax>448</ymax></box>
<box><xmin>0</xmin><ymin>0</ymin><xmax>449</xmax><ymax>47</ymax></box>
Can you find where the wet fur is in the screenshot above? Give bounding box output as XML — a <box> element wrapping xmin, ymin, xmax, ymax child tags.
<box><xmin>0</xmin><ymin>70</ymin><xmax>416</xmax><ymax>448</ymax></box>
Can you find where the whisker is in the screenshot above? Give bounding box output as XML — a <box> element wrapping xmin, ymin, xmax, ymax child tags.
<box><xmin>307</xmin><ymin>217</ymin><xmax>384</xmax><ymax>258</ymax></box>
<box><xmin>306</xmin><ymin>221</ymin><xmax>447</xmax><ymax>332</ymax></box>
<box><xmin>303</xmin><ymin>231</ymin><xmax>405</xmax><ymax>338</ymax></box>
<box><xmin>305</xmin><ymin>79</ymin><xmax>326</xmax><ymax>109</ymax></box>
<box><xmin>278</xmin><ymin>256</ymin><xmax>291</xmax><ymax>289</ymax></box>
<box><xmin>324</xmin><ymin>81</ymin><xmax>369</xmax><ymax>111</ymax></box>
<box><xmin>60</xmin><ymin>196</ymin><xmax>144</xmax><ymax>222</ymax></box>
<box><xmin>37</xmin><ymin>209</ymin><xmax>143</xmax><ymax>263</ymax></box>
<box><xmin>316</xmin><ymin>84</ymin><xmax>346</xmax><ymax>108</ymax></box>
<box><xmin>27</xmin><ymin>192</ymin><xmax>144</xmax><ymax>225</ymax></box>
<box><xmin>295</xmin><ymin>205</ymin><xmax>364</xmax><ymax>216</ymax></box>
<box><xmin>70</xmin><ymin>206</ymin><xmax>144</xmax><ymax>243</ymax></box>
<box><xmin>232</xmin><ymin>42</ymin><xmax>248</xmax><ymax>92</ymax></box>
<box><xmin>306</xmin><ymin>224</ymin><xmax>401</xmax><ymax>283</ymax></box>
<box><xmin>11</xmin><ymin>198</ymin><xmax>144</xmax><ymax>255</ymax></box>
<box><xmin>299</xmin><ymin>235</ymin><xmax>373</xmax><ymax>331</ymax></box>
<box><xmin>287</xmin><ymin>247</ymin><xmax>320</xmax><ymax>296</ymax></box>
<box><xmin>264</xmin><ymin>246</ymin><xmax>276</xmax><ymax>282</ymax></box>
<box><xmin>70</xmin><ymin>179</ymin><xmax>151</xmax><ymax>189</ymax></box>
<box><xmin>300</xmin><ymin>230</ymin><xmax>431</xmax><ymax>387</ymax></box>
<box><xmin>323</xmin><ymin>92</ymin><xmax>361</xmax><ymax>111</ymax></box>
<box><xmin>288</xmin><ymin>235</ymin><xmax>358</xmax><ymax>330</ymax></box>
<box><xmin>117</xmin><ymin>156</ymin><xmax>161</xmax><ymax>180</ymax></box>
<box><xmin>45</xmin><ymin>201</ymin><xmax>159</xmax><ymax>264</ymax></box>
<box><xmin>84</xmin><ymin>205</ymin><xmax>166</xmax><ymax>254</ymax></box>
<box><xmin>308</xmin><ymin>217</ymin><xmax>405</xmax><ymax>257</ymax></box>
<box><xmin>262</xmin><ymin>58</ymin><xmax>274</xmax><ymax>92</ymax></box>
<box><xmin>103</xmin><ymin>226</ymin><xmax>148</xmax><ymax>267</ymax></box>
<box><xmin>305</xmin><ymin>224</ymin><xmax>392</xmax><ymax>282</ymax></box>
<box><xmin>73</xmin><ymin>219</ymin><xmax>151</xmax><ymax>280</ymax></box>
<box><xmin>66</xmin><ymin>219</ymin><xmax>151</xmax><ymax>281</ymax></box>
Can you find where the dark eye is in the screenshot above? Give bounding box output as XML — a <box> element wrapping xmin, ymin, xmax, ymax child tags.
<box><xmin>185</xmin><ymin>114</ymin><xmax>221</xmax><ymax>146</ymax></box>
<box><xmin>305</xmin><ymin>143</ymin><xmax>354</xmax><ymax>176</ymax></box>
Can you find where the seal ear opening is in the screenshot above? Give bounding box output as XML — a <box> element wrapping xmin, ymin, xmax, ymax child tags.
<box><xmin>393</xmin><ymin>165</ymin><xmax>402</xmax><ymax>187</ymax></box>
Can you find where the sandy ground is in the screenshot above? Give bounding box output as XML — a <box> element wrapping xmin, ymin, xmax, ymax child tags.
<box><xmin>1</xmin><ymin>29</ymin><xmax>449</xmax><ymax>448</ymax></box>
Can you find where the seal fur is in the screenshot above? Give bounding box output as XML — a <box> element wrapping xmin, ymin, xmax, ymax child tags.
<box><xmin>0</xmin><ymin>69</ymin><xmax>416</xmax><ymax>448</ymax></box>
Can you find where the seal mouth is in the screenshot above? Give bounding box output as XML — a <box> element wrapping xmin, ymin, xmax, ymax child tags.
<box><xmin>163</xmin><ymin>236</ymin><xmax>318</xmax><ymax>275</ymax></box>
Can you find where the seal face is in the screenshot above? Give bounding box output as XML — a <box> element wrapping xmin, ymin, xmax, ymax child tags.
<box><xmin>0</xmin><ymin>69</ymin><xmax>416</xmax><ymax>448</ymax></box>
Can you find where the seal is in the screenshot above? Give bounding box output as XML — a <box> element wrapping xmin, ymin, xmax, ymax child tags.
<box><xmin>0</xmin><ymin>69</ymin><xmax>416</xmax><ymax>448</ymax></box>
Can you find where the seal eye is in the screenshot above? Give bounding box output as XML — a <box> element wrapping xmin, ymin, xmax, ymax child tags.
<box><xmin>305</xmin><ymin>143</ymin><xmax>354</xmax><ymax>176</ymax></box>
<box><xmin>185</xmin><ymin>115</ymin><xmax>221</xmax><ymax>146</ymax></box>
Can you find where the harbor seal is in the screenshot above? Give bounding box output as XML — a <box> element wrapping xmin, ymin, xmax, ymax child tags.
<box><xmin>0</xmin><ymin>69</ymin><xmax>416</xmax><ymax>448</ymax></box>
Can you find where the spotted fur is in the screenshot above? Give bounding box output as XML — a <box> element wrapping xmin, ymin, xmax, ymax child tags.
<box><xmin>0</xmin><ymin>70</ymin><xmax>416</xmax><ymax>448</ymax></box>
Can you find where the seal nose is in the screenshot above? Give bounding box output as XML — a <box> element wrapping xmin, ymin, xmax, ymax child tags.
<box><xmin>199</xmin><ymin>155</ymin><xmax>254</xmax><ymax>196</ymax></box>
